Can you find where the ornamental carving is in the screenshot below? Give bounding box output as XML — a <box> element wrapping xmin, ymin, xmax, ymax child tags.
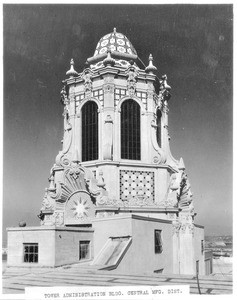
<box><xmin>117</xmin><ymin>196</ymin><xmax>158</xmax><ymax>207</ymax></box>
<box><xmin>96</xmin><ymin>211</ymin><xmax>115</xmax><ymax>218</ymax></box>
<box><xmin>104</xmin><ymin>84</ymin><xmax>114</xmax><ymax>94</ymax></box>
<box><xmin>60</xmin><ymin>84</ymin><xmax>69</xmax><ymax>106</ymax></box>
<box><xmin>82</xmin><ymin>69</ymin><xmax>93</xmax><ymax>97</ymax></box>
<box><xmin>159</xmin><ymin>169</ymin><xmax>193</xmax><ymax>211</ymax></box>
<box><xmin>65</xmin><ymin>191</ymin><xmax>95</xmax><ymax>224</ymax></box>
<box><xmin>54</xmin><ymin>211</ymin><xmax>64</xmax><ymax>226</ymax></box>
<box><xmin>120</xmin><ymin>170</ymin><xmax>154</xmax><ymax>203</ymax></box>
<box><xmin>55</xmin><ymin>152</ymin><xmax>71</xmax><ymax>168</ymax></box>
<box><xmin>172</xmin><ymin>221</ymin><xmax>181</xmax><ymax>236</ymax></box>
<box><xmin>158</xmin><ymin>74</ymin><xmax>171</xmax><ymax>102</ymax></box>
<box><xmin>154</xmin><ymin>93</ymin><xmax>163</xmax><ymax>111</ymax></box>
<box><xmin>147</xmin><ymin>82</ymin><xmax>154</xmax><ymax>98</ymax></box>
<box><xmin>58</xmin><ymin>166</ymin><xmax>89</xmax><ymax>204</ymax></box>
<box><xmin>40</xmin><ymin>161</ymin><xmax>113</xmax><ymax>225</ymax></box>
<box><xmin>178</xmin><ymin>172</ymin><xmax>193</xmax><ymax>212</ymax></box>
<box><xmin>179</xmin><ymin>222</ymin><xmax>194</xmax><ymax>236</ymax></box>
<box><xmin>126</xmin><ymin>64</ymin><xmax>139</xmax><ymax>97</ymax></box>
<box><xmin>41</xmin><ymin>190</ymin><xmax>55</xmax><ymax>211</ymax></box>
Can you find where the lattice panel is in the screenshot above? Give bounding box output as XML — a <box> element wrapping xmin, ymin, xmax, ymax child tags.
<box><xmin>120</xmin><ymin>170</ymin><xmax>154</xmax><ymax>201</ymax></box>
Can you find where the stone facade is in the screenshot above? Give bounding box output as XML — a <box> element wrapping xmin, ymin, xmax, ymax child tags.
<box><xmin>7</xmin><ymin>28</ymin><xmax>205</xmax><ymax>275</ymax></box>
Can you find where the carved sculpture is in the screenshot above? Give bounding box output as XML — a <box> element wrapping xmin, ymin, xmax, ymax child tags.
<box><xmin>126</xmin><ymin>62</ymin><xmax>139</xmax><ymax>97</ymax></box>
<box><xmin>82</xmin><ymin>69</ymin><xmax>93</xmax><ymax>97</ymax></box>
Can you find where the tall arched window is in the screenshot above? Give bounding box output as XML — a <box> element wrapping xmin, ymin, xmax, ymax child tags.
<box><xmin>82</xmin><ymin>101</ymin><xmax>98</xmax><ymax>161</ymax></box>
<box><xmin>121</xmin><ymin>99</ymin><xmax>140</xmax><ymax>160</ymax></box>
<box><xmin>156</xmin><ymin>109</ymin><xmax>162</xmax><ymax>148</ymax></box>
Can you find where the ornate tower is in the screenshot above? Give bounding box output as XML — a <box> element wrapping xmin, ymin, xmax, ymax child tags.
<box><xmin>7</xmin><ymin>28</ymin><xmax>205</xmax><ymax>276</ymax></box>
<box><xmin>40</xmin><ymin>28</ymin><xmax>194</xmax><ymax>243</ymax></box>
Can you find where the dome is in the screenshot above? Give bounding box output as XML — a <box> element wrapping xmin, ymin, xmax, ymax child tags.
<box><xmin>93</xmin><ymin>28</ymin><xmax>137</xmax><ymax>57</ymax></box>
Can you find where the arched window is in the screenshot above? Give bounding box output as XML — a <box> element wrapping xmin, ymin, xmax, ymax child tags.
<box><xmin>82</xmin><ymin>101</ymin><xmax>98</xmax><ymax>161</ymax></box>
<box><xmin>156</xmin><ymin>109</ymin><xmax>162</xmax><ymax>148</ymax></box>
<box><xmin>121</xmin><ymin>99</ymin><xmax>140</xmax><ymax>160</ymax></box>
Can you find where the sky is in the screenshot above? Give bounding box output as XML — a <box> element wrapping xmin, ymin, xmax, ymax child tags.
<box><xmin>2</xmin><ymin>4</ymin><xmax>233</xmax><ymax>247</ymax></box>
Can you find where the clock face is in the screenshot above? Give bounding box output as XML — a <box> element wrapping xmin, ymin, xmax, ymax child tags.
<box><xmin>64</xmin><ymin>191</ymin><xmax>95</xmax><ymax>224</ymax></box>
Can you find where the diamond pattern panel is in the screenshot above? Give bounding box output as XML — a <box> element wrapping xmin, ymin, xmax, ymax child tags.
<box><xmin>120</xmin><ymin>170</ymin><xmax>154</xmax><ymax>201</ymax></box>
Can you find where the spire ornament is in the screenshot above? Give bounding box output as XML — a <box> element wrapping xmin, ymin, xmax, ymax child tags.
<box><xmin>66</xmin><ymin>58</ymin><xmax>78</xmax><ymax>78</ymax></box>
<box><xmin>145</xmin><ymin>54</ymin><xmax>157</xmax><ymax>74</ymax></box>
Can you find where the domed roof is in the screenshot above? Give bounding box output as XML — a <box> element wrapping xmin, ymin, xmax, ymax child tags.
<box><xmin>93</xmin><ymin>28</ymin><xmax>137</xmax><ymax>57</ymax></box>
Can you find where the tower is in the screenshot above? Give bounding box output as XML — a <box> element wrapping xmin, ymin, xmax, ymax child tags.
<box><xmin>41</xmin><ymin>28</ymin><xmax>193</xmax><ymax>224</ymax></box>
<box><xmin>7</xmin><ymin>29</ymin><xmax>205</xmax><ymax>275</ymax></box>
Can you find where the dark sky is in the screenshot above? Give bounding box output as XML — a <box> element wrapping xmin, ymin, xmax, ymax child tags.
<box><xmin>2</xmin><ymin>4</ymin><xmax>233</xmax><ymax>246</ymax></box>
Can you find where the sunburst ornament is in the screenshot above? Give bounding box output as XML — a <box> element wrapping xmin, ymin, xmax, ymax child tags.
<box><xmin>71</xmin><ymin>197</ymin><xmax>90</xmax><ymax>219</ymax></box>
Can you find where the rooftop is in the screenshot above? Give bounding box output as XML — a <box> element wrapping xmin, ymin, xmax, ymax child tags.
<box><xmin>2</xmin><ymin>263</ymin><xmax>232</xmax><ymax>295</ymax></box>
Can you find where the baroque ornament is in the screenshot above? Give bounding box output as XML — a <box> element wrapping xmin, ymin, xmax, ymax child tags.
<box><xmin>54</xmin><ymin>211</ymin><xmax>64</xmax><ymax>226</ymax></box>
<box><xmin>126</xmin><ymin>63</ymin><xmax>139</xmax><ymax>97</ymax></box>
<box><xmin>82</xmin><ymin>69</ymin><xmax>93</xmax><ymax>97</ymax></box>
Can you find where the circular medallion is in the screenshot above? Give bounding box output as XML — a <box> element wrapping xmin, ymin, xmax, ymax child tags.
<box><xmin>101</xmin><ymin>40</ymin><xmax>108</xmax><ymax>47</ymax></box>
<box><xmin>146</xmin><ymin>191</ymin><xmax>151</xmax><ymax>197</ymax></box>
<box><xmin>116</xmin><ymin>33</ymin><xmax>124</xmax><ymax>38</ymax></box>
<box><xmin>65</xmin><ymin>191</ymin><xmax>95</xmax><ymax>224</ymax></box>
<box><xmin>146</xmin><ymin>183</ymin><xmax>151</xmax><ymax>189</ymax></box>
<box><xmin>124</xmin><ymin>190</ymin><xmax>129</xmax><ymax>196</ymax></box>
<box><xmin>110</xmin><ymin>45</ymin><xmax>116</xmax><ymax>51</ymax></box>
<box><xmin>99</xmin><ymin>47</ymin><xmax>107</xmax><ymax>54</ymax></box>
<box><xmin>117</xmin><ymin>39</ymin><xmax>125</xmax><ymax>45</ymax></box>
<box><xmin>124</xmin><ymin>181</ymin><xmax>129</xmax><ymax>188</ymax></box>
<box><xmin>146</xmin><ymin>175</ymin><xmax>151</xmax><ymax>181</ymax></box>
<box><xmin>131</xmin><ymin>182</ymin><xmax>136</xmax><ymax>188</ymax></box>
<box><xmin>124</xmin><ymin>174</ymin><xmax>129</xmax><ymax>180</ymax></box>
<box><xmin>118</xmin><ymin>46</ymin><xmax>126</xmax><ymax>53</ymax></box>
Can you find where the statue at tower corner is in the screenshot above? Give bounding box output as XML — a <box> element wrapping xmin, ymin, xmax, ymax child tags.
<box><xmin>82</xmin><ymin>69</ymin><xmax>93</xmax><ymax>97</ymax></box>
<box><xmin>126</xmin><ymin>62</ymin><xmax>139</xmax><ymax>97</ymax></box>
<box><xmin>159</xmin><ymin>166</ymin><xmax>193</xmax><ymax>213</ymax></box>
<box><xmin>159</xmin><ymin>74</ymin><xmax>171</xmax><ymax>102</ymax></box>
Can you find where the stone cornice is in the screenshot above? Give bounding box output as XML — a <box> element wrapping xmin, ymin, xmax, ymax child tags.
<box><xmin>81</xmin><ymin>160</ymin><xmax>178</xmax><ymax>173</ymax></box>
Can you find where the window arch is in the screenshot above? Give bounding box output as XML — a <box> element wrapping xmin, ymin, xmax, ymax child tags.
<box><xmin>121</xmin><ymin>99</ymin><xmax>140</xmax><ymax>160</ymax></box>
<box><xmin>156</xmin><ymin>109</ymin><xmax>162</xmax><ymax>148</ymax></box>
<box><xmin>82</xmin><ymin>101</ymin><xmax>98</xmax><ymax>161</ymax></box>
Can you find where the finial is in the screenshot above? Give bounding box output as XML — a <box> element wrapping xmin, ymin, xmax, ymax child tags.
<box><xmin>103</xmin><ymin>48</ymin><xmax>115</xmax><ymax>67</ymax></box>
<box><xmin>48</xmin><ymin>175</ymin><xmax>56</xmax><ymax>191</ymax></box>
<box><xmin>145</xmin><ymin>54</ymin><xmax>157</xmax><ymax>74</ymax></box>
<box><xmin>113</xmin><ymin>27</ymin><xmax>117</xmax><ymax>34</ymax></box>
<box><xmin>178</xmin><ymin>158</ymin><xmax>185</xmax><ymax>170</ymax></box>
<box><xmin>84</xmin><ymin>60</ymin><xmax>89</xmax><ymax>68</ymax></box>
<box><xmin>66</xmin><ymin>58</ymin><xmax>78</xmax><ymax>78</ymax></box>
<box><xmin>161</xmin><ymin>74</ymin><xmax>171</xmax><ymax>91</ymax></box>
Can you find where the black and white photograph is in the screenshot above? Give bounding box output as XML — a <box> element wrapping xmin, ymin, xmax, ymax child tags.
<box><xmin>1</xmin><ymin>2</ymin><xmax>233</xmax><ymax>298</ymax></box>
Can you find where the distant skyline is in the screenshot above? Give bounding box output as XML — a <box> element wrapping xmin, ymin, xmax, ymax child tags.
<box><xmin>2</xmin><ymin>4</ymin><xmax>233</xmax><ymax>246</ymax></box>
